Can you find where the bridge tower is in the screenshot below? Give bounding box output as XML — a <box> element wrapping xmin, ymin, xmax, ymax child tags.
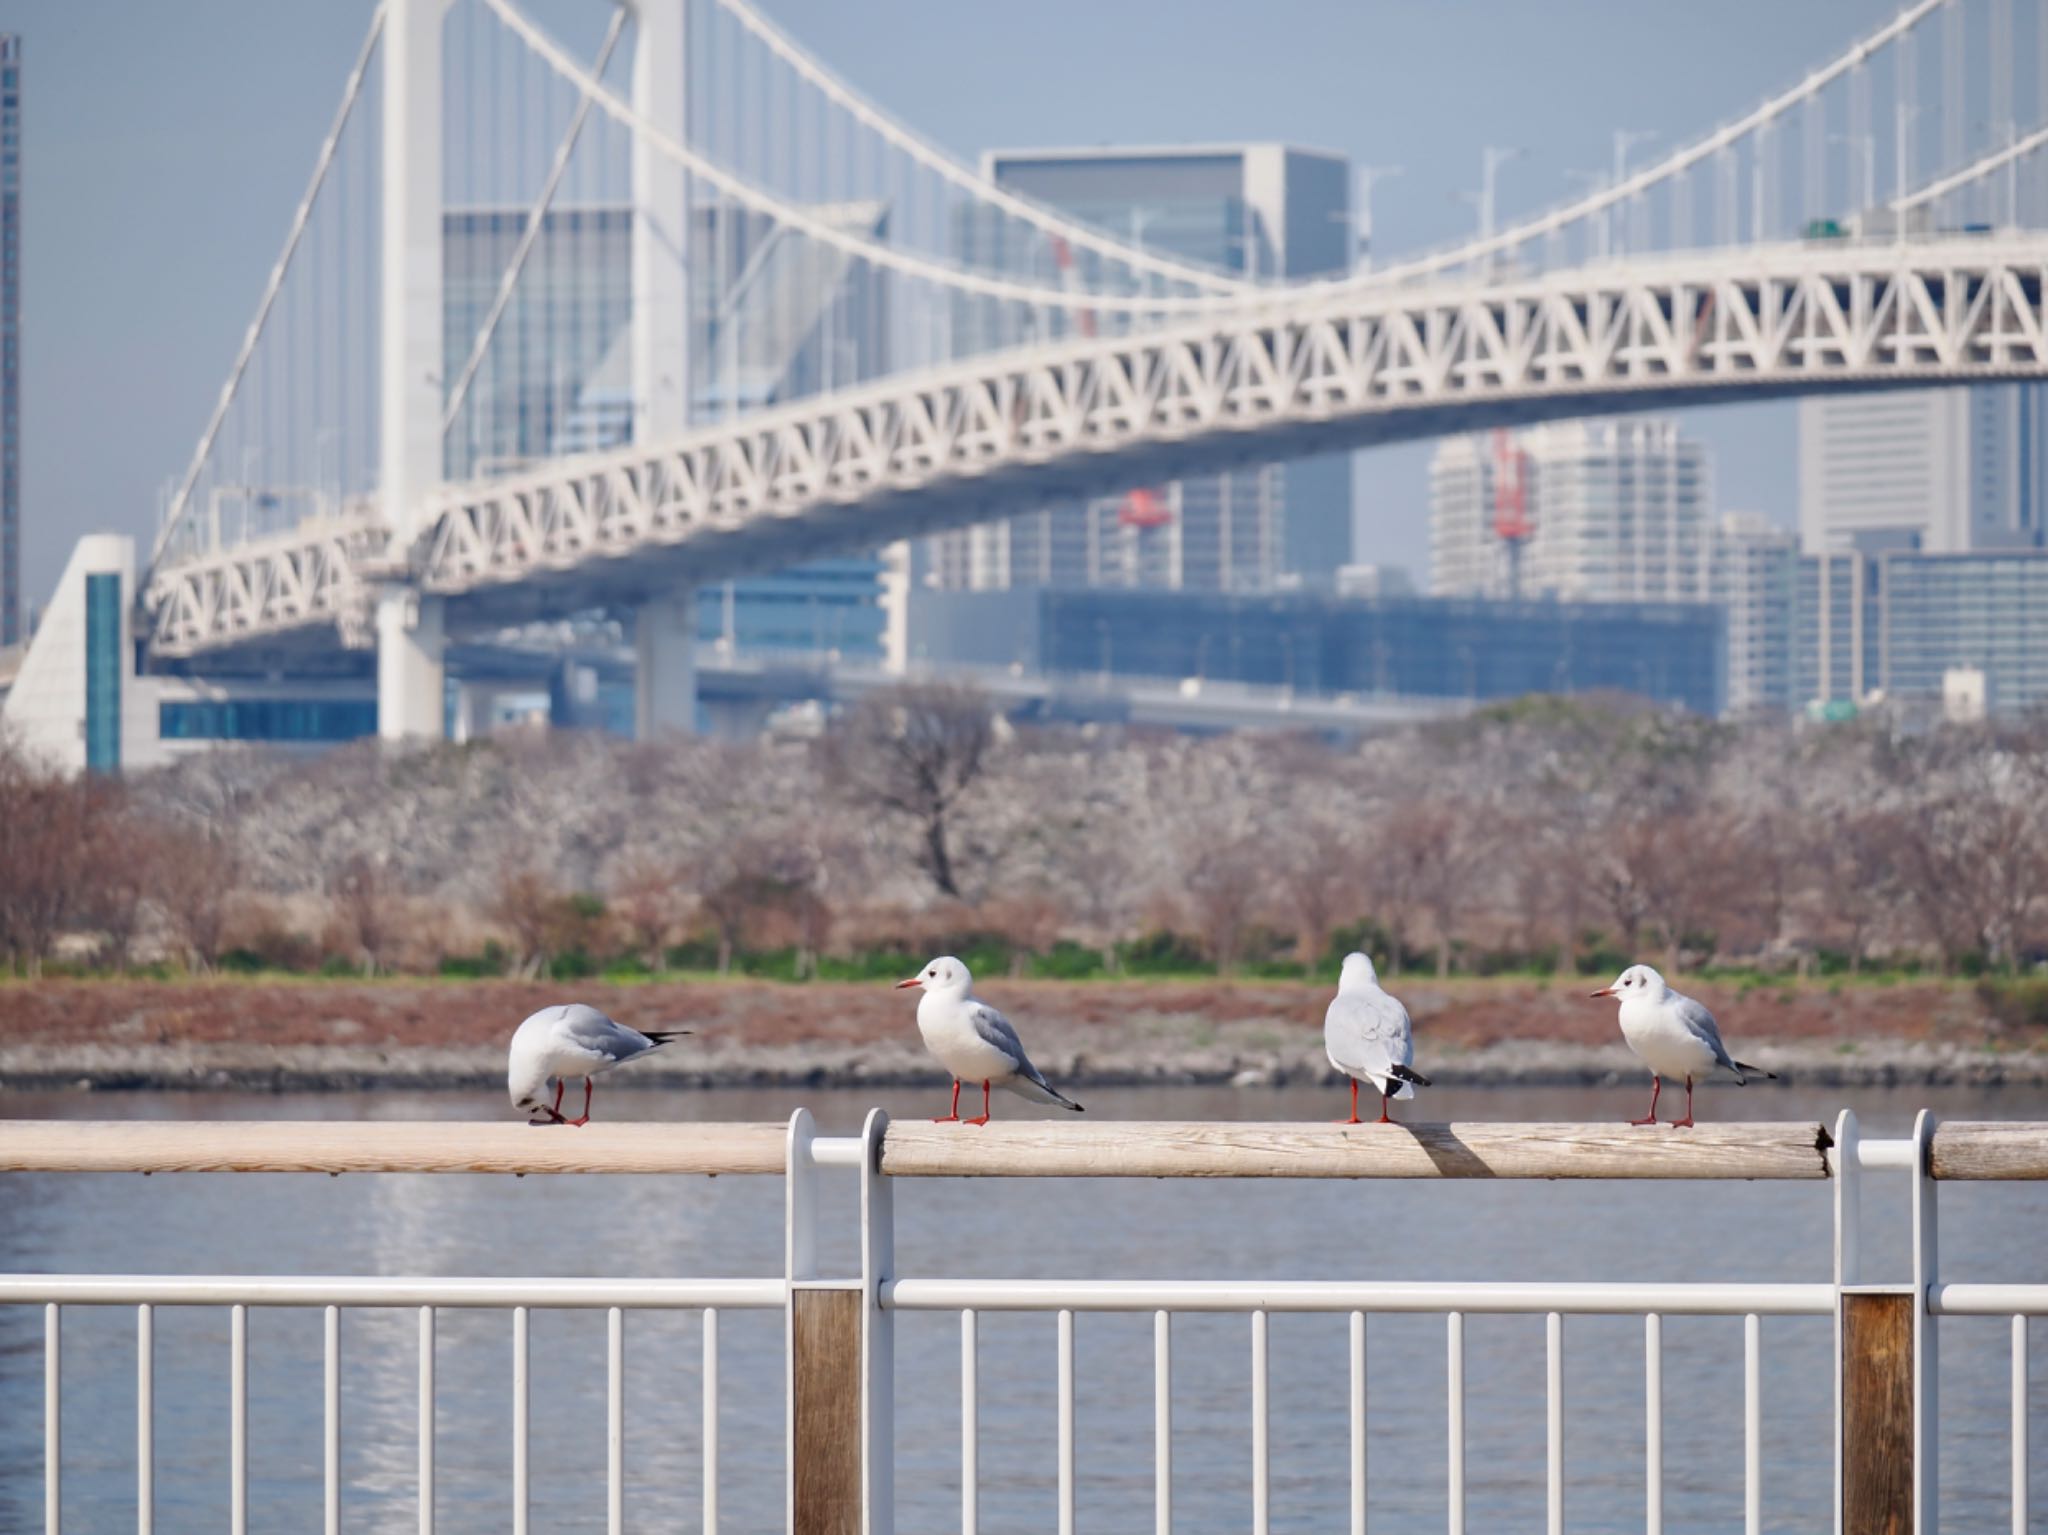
<box><xmin>375</xmin><ymin>0</ymin><xmax>696</xmax><ymax>742</ymax></box>
<box><xmin>628</xmin><ymin>0</ymin><xmax>697</xmax><ymax>738</ymax></box>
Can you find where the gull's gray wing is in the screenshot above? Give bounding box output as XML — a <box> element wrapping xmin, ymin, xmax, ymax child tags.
<box><xmin>555</xmin><ymin>1003</ymin><xmax>658</xmax><ymax>1063</ymax></box>
<box><xmin>966</xmin><ymin>1001</ymin><xmax>1030</xmax><ymax>1072</ymax></box>
<box><xmin>1673</xmin><ymin>994</ymin><xmax>1739</xmax><ymax>1072</ymax></box>
<box><xmin>1324</xmin><ymin>988</ymin><xmax>1414</xmax><ymax>1086</ymax></box>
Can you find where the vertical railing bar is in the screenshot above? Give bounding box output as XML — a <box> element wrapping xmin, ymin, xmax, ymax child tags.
<box><xmin>961</xmin><ymin>1309</ymin><xmax>979</xmax><ymax>1535</ymax></box>
<box><xmin>1154</xmin><ymin>1310</ymin><xmax>1172</xmax><ymax>1535</ymax></box>
<box><xmin>1912</xmin><ymin>1109</ymin><xmax>1940</xmax><ymax>1535</ymax></box>
<box><xmin>607</xmin><ymin>1307</ymin><xmax>624</xmax><ymax>1535</ymax></box>
<box><xmin>323</xmin><ymin>1306</ymin><xmax>339</xmax><ymax>1535</ymax></box>
<box><xmin>2013</xmin><ymin>1314</ymin><xmax>2029</xmax><ymax>1535</ymax></box>
<box><xmin>1252</xmin><ymin>1310</ymin><xmax>1270</xmax><ymax>1535</ymax></box>
<box><xmin>1058</xmin><ymin>1308</ymin><xmax>1076</xmax><ymax>1535</ymax></box>
<box><xmin>512</xmin><ymin>1306</ymin><xmax>529</xmax><ymax>1535</ymax></box>
<box><xmin>1744</xmin><ymin>1313</ymin><xmax>1762</xmax><ymax>1535</ymax></box>
<box><xmin>231</xmin><ymin>1302</ymin><xmax>249</xmax><ymax>1535</ymax></box>
<box><xmin>703</xmin><ymin>1307</ymin><xmax>720</xmax><ymax>1535</ymax></box>
<box><xmin>44</xmin><ymin>1302</ymin><xmax>60</xmax><ymax>1535</ymax></box>
<box><xmin>417</xmin><ymin>1305</ymin><xmax>434</xmax><ymax>1535</ymax></box>
<box><xmin>1447</xmin><ymin>1311</ymin><xmax>1465</xmax><ymax>1535</ymax></box>
<box><xmin>1645</xmin><ymin>1313</ymin><xmax>1663</xmax><ymax>1535</ymax></box>
<box><xmin>137</xmin><ymin>1302</ymin><xmax>153</xmax><ymax>1535</ymax></box>
<box><xmin>1546</xmin><ymin>1311</ymin><xmax>1563</xmax><ymax>1535</ymax></box>
<box><xmin>1832</xmin><ymin>1108</ymin><xmax>1860</xmax><ymax>1535</ymax></box>
<box><xmin>1349</xmin><ymin>1310</ymin><xmax>1366</xmax><ymax>1535</ymax></box>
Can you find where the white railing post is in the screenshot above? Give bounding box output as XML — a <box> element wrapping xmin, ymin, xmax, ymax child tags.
<box><xmin>1832</xmin><ymin>1108</ymin><xmax>1860</xmax><ymax>1535</ymax></box>
<box><xmin>784</xmin><ymin>1108</ymin><xmax>817</xmax><ymax>1534</ymax></box>
<box><xmin>44</xmin><ymin>1303</ymin><xmax>59</xmax><ymax>1535</ymax></box>
<box><xmin>1911</xmin><ymin>1110</ymin><xmax>1940</xmax><ymax>1535</ymax></box>
<box><xmin>860</xmin><ymin>1108</ymin><xmax>895</xmax><ymax>1535</ymax></box>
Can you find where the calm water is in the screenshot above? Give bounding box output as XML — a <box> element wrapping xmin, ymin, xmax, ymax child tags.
<box><xmin>2</xmin><ymin>1083</ymin><xmax>2046</xmax><ymax>1534</ymax></box>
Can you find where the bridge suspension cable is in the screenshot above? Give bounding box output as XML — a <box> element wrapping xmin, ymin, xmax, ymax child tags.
<box><xmin>706</xmin><ymin>0</ymin><xmax>1251</xmax><ymax>296</ymax></box>
<box><xmin>479</xmin><ymin>0</ymin><xmax>1236</xmax><ymax>316</ymax></box>
<box><xmin>152</xmin><ymin>4</ymin><xmax>387</xmax><ymax>567</ymax></box>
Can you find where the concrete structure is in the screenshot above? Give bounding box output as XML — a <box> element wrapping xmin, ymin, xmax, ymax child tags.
<box><xmin>1710</xmin><ymin>513</ymin><xmax>1800</xmax><ymax>716</ymax></box>
<box><xmin>910</xmin><ymin>585</ymin><xmax>1726</xmax><ymax>716</ymax></box>
<box><xmin>1430</xmin><ymin>417</ymin><xmax>1712</xmax><ymax>604</ymax></box>
<box><xmin>1</xmin><ymin>36</ymin><xmax>19</xmax><ymax>646</ymax></box>
<box><xmin>1798</xmin><ymin>385</ymin><xmax>2048</xmax><ymax>554</ymax></box>
<box><xmin>936</xmin><ymin>144</ymin><xmax>1356</xmax><ymax>594</ymax></box>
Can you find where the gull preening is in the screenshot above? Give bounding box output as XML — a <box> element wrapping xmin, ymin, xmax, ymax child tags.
<box><xmin>1591</xmin><ymin>964</ymin><xmax>1777</xmax><ymax>1127</ymax></box>
<box><xmin>895</xmin><ymin>955</ymin><xmax>1083</xmax><ymax>1124</ymax></box>
<box><xmin>1324</xmin><ymin>951</ymin><xmax>1431</xmax><ymax>1124</ymax></box>
<box><xmin>507</xmin><ymin>1003</ymin><xmax>691</xmax><ymax>1125</ymax></box>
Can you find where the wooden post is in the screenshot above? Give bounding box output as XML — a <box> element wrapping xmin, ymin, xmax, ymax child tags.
<box><xmin>791</xmin><ymin>1285</ymin><xmax>863</xmax><ymax>1535</ymax></box>
<box><xmin>1841</xmin><ymin>1288</ymin><xmax>1913</xmax><ymax>1535</ymax></box>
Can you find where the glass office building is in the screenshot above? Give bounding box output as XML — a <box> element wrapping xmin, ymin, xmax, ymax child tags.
<box><xmin>2</xmin><ymin>36</ymin><xmax>20</xmax><ymax>645</ymax></box>
<box><xmin>1024</xmin><ymin>588</ymin><xmax>1725</xmax><ymax>715</ymax></box>
<box><xmin>939</xmin><ymin>145</ymin><xmax>1355</xmax><ymax>592</ymax></box>
<box><xmin>442</xmin><ymin>204</ymin><xmax>891</xmax><ymax>660</ymax></box>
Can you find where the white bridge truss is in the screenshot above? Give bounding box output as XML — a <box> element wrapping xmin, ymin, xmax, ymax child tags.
<box><xmin>147</xmin><ymin>236</ymin><xmax>2048</xmax><ymax>654</ymax></box>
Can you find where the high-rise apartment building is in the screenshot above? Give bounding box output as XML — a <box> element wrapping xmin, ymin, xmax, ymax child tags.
<box><xmin>2</xmin><ymin>36</ymin><xmax>20</xmax><ymax>645</ymax></box>
<box><xmin>1710</xmin><ymin>513</ymin><xmax>1800</xmax><ymax>716</ymax></box>
<box><xmin>933</xmin><ymin>144</ymin><xmax>1354</xmax><ymax>593</ymax></box>
<box><xmin>1798</xmin><ymin>386</ymin><xmax>2048</xmax><ymax>554</ymax></box>
<box><xmin>1429</xmin><ymin>418</ymin><xmax>1713</xmax><ymax>604</ymax></box>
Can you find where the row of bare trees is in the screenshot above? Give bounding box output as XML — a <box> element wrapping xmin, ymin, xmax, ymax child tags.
<box><xmin>10</xmin><ymin>685</ymin><xmax>2048</xmax><ymax>978</ymax></box>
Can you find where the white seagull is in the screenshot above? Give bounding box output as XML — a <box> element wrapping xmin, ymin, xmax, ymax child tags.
<box><xmin>1324</xmin><ymin>951</ymin><xmax>1431</xmax><ymax>1124</ymax></box>
<box><xmin>507</xmin><ymin>1003</ymin><xmax>691</xmax><ymax>1126</ymax></box>
<box><xmin>1591</xmin><ymin>964</ymin><xmax>1777</xmax><ymax>1128</ymax></box>
<box><xmin>894</xmin><ymin>955</ymin><xmax>1083</xmax><ymax>1124</ymax></box>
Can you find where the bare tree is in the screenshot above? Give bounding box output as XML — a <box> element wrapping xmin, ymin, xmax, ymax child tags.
<box><xmin>155</xmin><ymin>826</ymin><xmax>241</xmax><ymax>973</ymax></box>
<box><xmin>327</xmin><ymin>853</ymin><xmax>403</xmax><ymax>975</ymax></box>
<box><xmin>824</xmin><ymin>683</ymin><xmax>995</xmax><ymax>899</ymax></box>
<box><xmin>607</xmin><ymin>849</ymin><xmax>686</xmax><ymax>971</ymax></box>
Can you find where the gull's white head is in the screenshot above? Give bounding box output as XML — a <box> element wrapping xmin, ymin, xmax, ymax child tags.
<box><xmin>1591</xmin><ymin>963</ymin><xmax>1665</xmax><ymax>1003</ymax></box>
<box><xmin>1338</xmin><ymin>951</ymin><xmax>1379</xmax><ymax>991</ymax></box>
<box><xmin>895</xmin><ymin>955</ymin><xmax>972</xmax><ymax>997</ymax></box>
<box><xmin>508</xmin><ymin>1065</ymin><xmax>556</xmax><ymax>1118</ymax></box>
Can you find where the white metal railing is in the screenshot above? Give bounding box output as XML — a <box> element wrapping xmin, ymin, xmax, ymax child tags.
<box><xmin>2</xmin><ymin>1109</ymin><xmax>2045</xmax><ymax>1533</ymax></box>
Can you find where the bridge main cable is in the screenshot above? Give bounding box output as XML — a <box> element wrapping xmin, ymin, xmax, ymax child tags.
<box><xmin>479</xmin><ymin>0</ymin><xmax>1249</xmax><ymax>316</ymax></box>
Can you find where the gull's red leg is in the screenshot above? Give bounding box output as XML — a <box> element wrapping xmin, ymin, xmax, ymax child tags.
<box><xmin>1670</xmin><ymin>1077</ymin><xmax>1696</xmax><ymax>1129</ymax></box>
<box><xmin>1629</xmin><ymin>1076</ymin><xmax>1662</xmax><ymax>1126</ymax></box>
<box><xmin>565</xmin><ymin>1077</ymin><xmax>593</xmax><ymax>1128</ymax></box>
<box><xmin>1335</xmin><ymin>1079</ymin><xmax>1363</xmax><ymax>1125</ymax></box>
<box><xmin>964</xmin><ymin>1080</ymin><xmax>991</xmax><ymax>1127</ymax></box>
<box><xmin>934</xmin><ymin>1080</ymin><xmax>963</xmax><ymax>1123</ymax></box>
<box><xmin>1377</xmin><ymin>1087</ymin><xmax>1393</xmax><ymax>1125</ymax></box>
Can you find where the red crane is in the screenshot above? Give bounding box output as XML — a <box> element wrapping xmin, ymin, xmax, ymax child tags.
<box><xmin>1489</xmin><ymin>428</ymin><xmax>1533</xmax><ymax>598</ymax></box>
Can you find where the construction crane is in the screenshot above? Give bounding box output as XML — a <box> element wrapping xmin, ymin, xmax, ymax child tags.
<box><xmin>1489</xmin><ymin>428</ymin><xmax>1533</xmax><ymax>598</ymax></box>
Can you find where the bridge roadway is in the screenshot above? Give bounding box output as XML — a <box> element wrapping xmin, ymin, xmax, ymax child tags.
<box><xmin>145</xmin><ymin>234</ymin><xmax>2048</xmax><ymax>659</ymax></box>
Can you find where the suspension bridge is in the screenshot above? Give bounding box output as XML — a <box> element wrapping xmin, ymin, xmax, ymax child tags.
<box><xmin>96</xmin><ymin>0</ymin><xmax>2048</xmax><ymax>735</ymax></box>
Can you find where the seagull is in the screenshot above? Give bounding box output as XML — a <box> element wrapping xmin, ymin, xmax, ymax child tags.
<box><xmin>1324</xmin><ymin>951</ymin><xmax>1431</xmax><ymax>1124</ymax></box>
<box><xmin>1591</xmin><ymin>964</ymin><xmax>1777</xmax><ymax>1128</ymax></box>
<box><xmin>894</xmin><ymin>955</ymin><xmax>1083</xmax><ymax>1124</ymax></box>
<box><xmin>507</xmin><ymin>1003</ymin><xmax>691</xmax><ymax>1126</ymax></box>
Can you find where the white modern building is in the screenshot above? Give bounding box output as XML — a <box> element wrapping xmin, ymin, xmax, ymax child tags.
<box><xmin>1429</xmin><ymin>418</ymin><xmax>1713</xmax><ymax>604</ymax></box>
<box><xmin>1797</xmin><ymin>385</ymin><xmax>2048</xmax><ymax>554</ymax></box>
<box><xmin>1710</xmin><ymin>513</ymin><xmax>1800</xmax><ymax>717</ymax></box>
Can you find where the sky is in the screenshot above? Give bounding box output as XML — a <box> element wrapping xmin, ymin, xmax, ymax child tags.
<box><xmin>11</xmin><ymin>0</ymin><xmax>1907</xmax><ymax>608</ymax></box>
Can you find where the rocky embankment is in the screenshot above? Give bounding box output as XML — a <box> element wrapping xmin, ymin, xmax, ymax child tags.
<box><xmin>2</xmin><ymin>975</ymin><xmax>2044</xmax><ymax>1092</ymax></box>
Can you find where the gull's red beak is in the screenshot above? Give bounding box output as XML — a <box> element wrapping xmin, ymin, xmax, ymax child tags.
<box><xmin>1590</xmin><ymin>985</ymin><xmax>1616</xmax><ymax>998</ymax></box>
<box><xmin>894</xmin><ymin>977</ymin><xmax>923</xmax><ymax>990</ymax></box>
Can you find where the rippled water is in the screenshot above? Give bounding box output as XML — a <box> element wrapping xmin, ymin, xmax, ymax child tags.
<box><xmin>2</xmin><ymin>1082</ymin><xmax>2045</xmax><ymax>1533</ymax></box>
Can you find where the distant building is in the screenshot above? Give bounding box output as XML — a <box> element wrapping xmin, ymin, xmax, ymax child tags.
<box><xmin>910</xmin><ymin>585</ymin><xmax>1726</xmax><ymax>716</ymax></box>
<box><xmin>1430</xmin><ymin>418</ymin><xmax>1713</xmax><ymax>604</ymax></box>
<box><xmin>1710</xmin><ymin>513</ymin><xmax>1800</xmax><ymax>716</ymax></box>
<box><xmin>1795</xmin><ymin>546</ymin><xmax>2048</xmax><ymax>716</ymax></box>
<box><xmin>935</xmin><ymin>144</ymin><xmax>1355</xmax><ymax>594</ymax></box>
<box><xmin>1798</xmin><ymin>386</ymin><xmax>2048</xmax><ymax>554</ymax></box>
<box><xmin>2</xmin><ymin>35</ymin><xmax>19</xmax><ymax>645</ymax></box>
<box><xmin>442</xmin><ymin>204</ymin><xmax>891</xmax><ymax>662</ymax></box>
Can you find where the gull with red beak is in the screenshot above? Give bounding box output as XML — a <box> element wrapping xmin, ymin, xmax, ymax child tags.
<box><xmin>1591</xmin><ymin>964</ymin><xmax>1777</xmax><ymax>1128</ymax></box>
<box><xmin>895</xmin><ymin>955</ymin><xmax>1084</xmax><ymax>1124</ymax></box>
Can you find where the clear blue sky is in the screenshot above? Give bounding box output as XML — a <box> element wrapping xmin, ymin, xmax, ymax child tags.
<box><xmin>13</xmin><ymin>0</ymin><xmax>1901</xmax><ymax>606</ymax></box>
